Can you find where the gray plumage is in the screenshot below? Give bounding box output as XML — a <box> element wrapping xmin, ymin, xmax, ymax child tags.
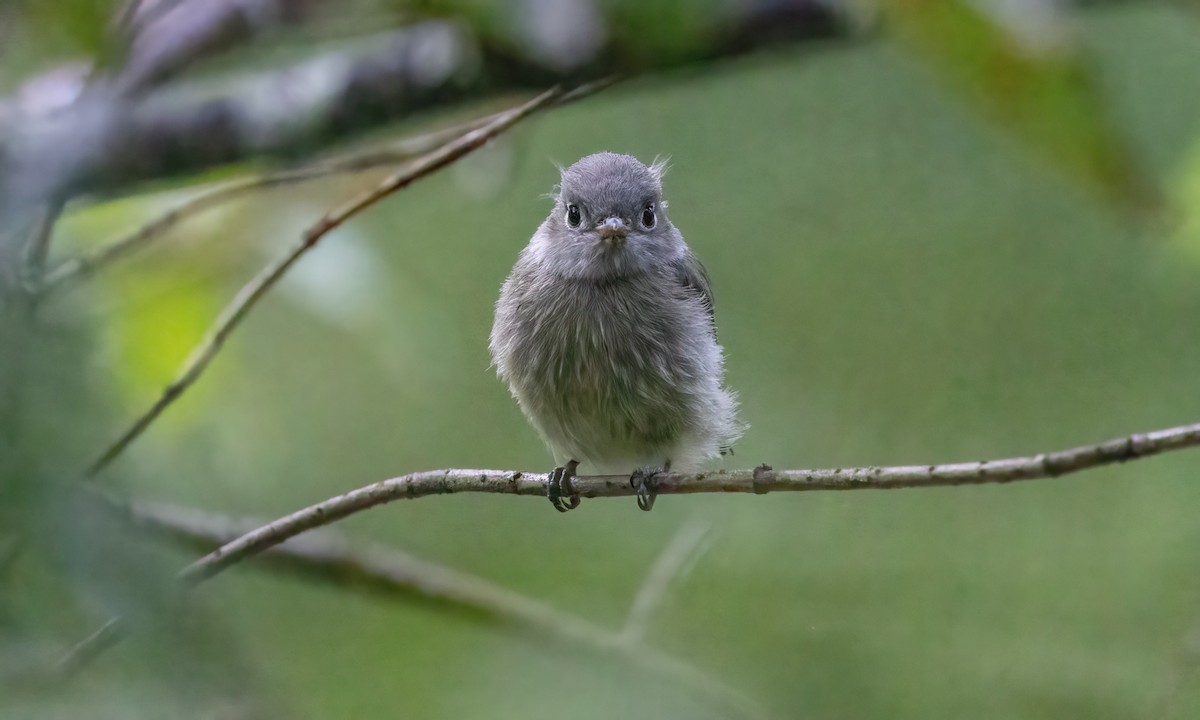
<box><xmin>490</xmin><ymin>152</ymin><xmax>743</xmax><ymax>480</ymax></box>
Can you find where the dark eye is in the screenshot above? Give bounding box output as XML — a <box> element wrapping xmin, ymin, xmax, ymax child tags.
<box><xmin>566</xmin><ymin>204</ymin><xmax>581</xmax><ymax>228</ymax></box>
<box><xmin>640</xmin><ymin>203</ymin><xmax>656</xmax><ymax>229</ymax></box>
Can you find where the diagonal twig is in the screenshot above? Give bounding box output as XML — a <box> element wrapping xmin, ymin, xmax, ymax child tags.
<box><xmin>40</xmin><ymin>128</ymin><xmax>474</xmax><ymax>294</ymax></box>
<box><xmin>620</xmin><ymin>519</ymin><xmax>713</xmax><ymax>645</ymax></box>
<box><xmin>83</xmin><ymin>84</ymin><xmax>576</xmax><ymax>478</ymax></box>
<box><xmin>53</xmin><ymin>618</ymin><xmax>123</xmax><ymax>680</ymax></box>
<box><xmin>57</xmin><ymin>497</ymin><xmax>770</xmax><ymax>719</ymax></box>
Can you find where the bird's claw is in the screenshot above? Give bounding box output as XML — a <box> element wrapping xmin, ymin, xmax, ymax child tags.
<box><xmin>630</xmin><ymin>466</ymin><xmax>660</xmax><ymax>512</ymax></box>
<box><xmin>547</xmin><ymin>459</ymin><xmax>581</xmax><ymax>512</ymax></box>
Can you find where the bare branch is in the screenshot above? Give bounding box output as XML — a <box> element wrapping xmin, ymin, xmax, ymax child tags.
<box><xmin>175</xmin><ymin>421</ymin><xmax>1200</xmax><ymax>584</ymax></box>
<box><xmin>50</xmin><ymin>419</ymin><xmax>1200</xmax><ymax>700</ymax></box>
<box><xmin>58</xmin><ymin>498</ymin><xmax>770</xmax><ymax>719</ymax></box>
<box><xmin>621</xmin><ymin>519</ymin><xmax>713</xmax><ymax>645</ymax></box>
<box><xmin>43</xmin><ymin>81</ymin><xmax>611</xmax><ymax>294</ymax></box>
<box><xmin>84</xmin><ymin>84</ymin><xmax>574</xmax><ymax>477</ymax></box>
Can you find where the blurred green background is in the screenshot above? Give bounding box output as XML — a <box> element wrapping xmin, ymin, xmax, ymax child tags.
<box><xmin>5</xmin><ymin>1</ymin><xmax>1200</xmax><ymax>719</ymax></box>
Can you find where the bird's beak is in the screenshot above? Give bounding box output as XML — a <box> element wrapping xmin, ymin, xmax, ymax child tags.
<box><xmin>597</xmin><ymin>217</ymin><xmax>627</xmax><ymax>241</ymax></box>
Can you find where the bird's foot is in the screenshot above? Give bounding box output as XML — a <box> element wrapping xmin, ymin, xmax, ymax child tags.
<box><xmin>629</xmin><ymin>466</ymin><xmax>663</xmax><ymax>512</ymax></box>
<box><xmin>547</xmin><ymin>459</ymin><xmax>581</xmax><ymax>513</ymax></box>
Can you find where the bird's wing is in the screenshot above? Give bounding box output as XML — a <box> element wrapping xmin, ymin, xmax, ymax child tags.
<box><xmin>673</xmin><ymin>250</ymin><xmax>715</xmax><ymax>326</ymax></box>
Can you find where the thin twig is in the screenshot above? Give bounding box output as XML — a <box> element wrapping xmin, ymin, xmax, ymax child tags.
<box><xmin>83</xmin><ymin>84</ymin><xmax>573</xmax><ymax>478</ymax></box>
<box><xmin>621</xmin><ymin>519</ymin><xmax>713</xmax><ymax>645</ymax></box>
<box><xmin>58</xmin><ymin>498</ymin><xmax>769</xmax><ymax>719</ymax></box>
<box><xmin>41</xmin><ymin>128</ymin><xmax>473</xmax><ymax>293</ymax></box>
<box><xmin>52</xmin><ymin>618</ymin><xmax>123</xmax><ymax>679</ymax></box>
<box><xmin>171</xmin><ymin>420</ymin><xmax>1200</xmax><ymax>585</ymax></box>
<box><xmin>44</xmin><ymin>80</ymin><xmax>613</xmax><ymax>294</ymax></box>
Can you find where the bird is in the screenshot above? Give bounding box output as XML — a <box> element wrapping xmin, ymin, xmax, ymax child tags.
<box><xmin>489</xmin><ymin>152</ymin><xmax>743</xmax><ymax>512</ymax></box>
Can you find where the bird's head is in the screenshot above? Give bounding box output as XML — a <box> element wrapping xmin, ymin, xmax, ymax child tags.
<box><xmin>533</xmin><ymin>152</ymin><xmax>684</xmax><ymax>279</ymax></box>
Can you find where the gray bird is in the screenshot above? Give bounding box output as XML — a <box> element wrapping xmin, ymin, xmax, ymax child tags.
<box><xmin>490</xmin><ymin>152</ymin><xmax>743</xmax><ymax>511</ymax></box>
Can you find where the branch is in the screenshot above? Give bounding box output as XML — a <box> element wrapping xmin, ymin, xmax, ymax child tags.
<box><xmin>84</xmin><ymin>84</ymin><xmax>578</xmax><ymax>477</ymax></box>
<box><xmin>59</xmin><ymin>417</ymin><xmax>1198</xmax><ymax>700</ymax></box>
<box><xmin>58</xmin><ymin>498</ymin><xmax>770</xmax><ymax>719</ymax></box>
<box><xmin>52</xmin><ymin>419</ymin><xmax>1200</xmax><ymax>699</ymax></box>
<box><xmin>621</xmin><ymin>519</ymin><xmax>713</xmax><ymax>645</ymax></box>
<box><xmin>179</xmin><ymin>421</ymin><xmax>1200</xmax><ymax>585</ymax></box>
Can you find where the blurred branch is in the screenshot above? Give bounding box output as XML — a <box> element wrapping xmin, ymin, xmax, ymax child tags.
<box><xmin>0</xmin><ymin>3</ymin><xmax>845</xmax><ymax>204</ymax></box>
<box><xmin>84</xmin><ymin>84</ymin><xmax>582</xmax><ymax>477</ymax></box>
<box><xmin>113</xmin><ymin>0</ymin><xmax>320</xmax><ymax>96</ymax></box>
<box><xmin>176</xmin><ymin>420</ymin><xmax>1200</xmax><ymax>585</ymax></box>
<box><xmin>620</xmin><ymin>519</ymin><xmax>712</xmax><ymax>645</ymax></box>
<box><xmin>57</xmin><ymin>498</ymin><xmax>770</xmax><ymax>719</ymax></box>
<box><xmin>42</xmin><ymin>83</ymin><xmax>605</xmax><ymax>294</ymax></box>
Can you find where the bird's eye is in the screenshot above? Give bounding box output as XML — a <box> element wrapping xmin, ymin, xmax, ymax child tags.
<box><xmin>566</xmin><ymin>204</ymin><xmax>581</xmax><ymax>228</ymax></box>
<box><xmin>640</xmin><ymin>203</ymin><xmax>656</xmax><ymax>229</ymax></box>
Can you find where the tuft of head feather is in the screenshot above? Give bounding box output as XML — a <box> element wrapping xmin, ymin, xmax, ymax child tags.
<box><xmin>649</xmin><ymin>155</ymin><xmax>671</xmax><ymax>183</ymax></box>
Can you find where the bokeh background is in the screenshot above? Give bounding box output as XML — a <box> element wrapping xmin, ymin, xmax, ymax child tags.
<box><xmin>3</xmin><ymin>1</ymin><xmax>1200</xmax><ymax>718</ymax></box>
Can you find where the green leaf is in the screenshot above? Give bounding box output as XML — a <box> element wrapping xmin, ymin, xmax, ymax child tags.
<box><xmin>883</xmin><ymin>0</ymin><xmax>1157</xmax><ymax>212</ymax></box>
